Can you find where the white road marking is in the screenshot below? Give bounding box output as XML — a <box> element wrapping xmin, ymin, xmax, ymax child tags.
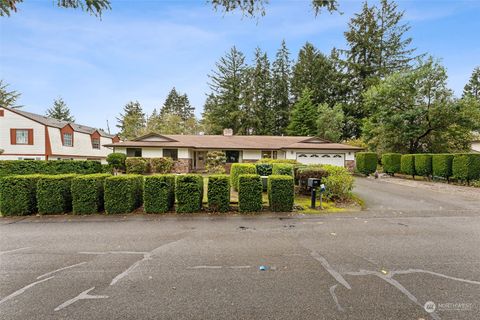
<box><xmin>229</xmin><ymin>265</ymin><xmax>251</xmax><ymax>269</ymax></box>
<box><xmin>54</xmin><ymin>287</ymin><xmax>108</xmax><ymax>312</ymax></box>
<box><xmin>390</xmin><ymin>269</ymin><xmax>480</xmax><ymax>285</ymax></box>
<box><xmin>310</xmin><ymin>251</ymin><xmax>352</xmax><ymax>290</ymax></box>
<box><xmin>79</xmin><ymin>251</ymin><xmax>148</xmax><ymax>255</ymax></box>
<box><xmin>329</xmin><ymin>284</ymin><xmax>344</xmax><ymax>312</ymax></box>
<box><xmin>37</xmin><ymin>262</ymin><xmax>87</xmax><ymax>280</ymax></box>
<box><xmin>0</xmin><ymin>276</ymin><xmax>54</xmax><ymax>306</ymax></box>
<box><xmin>188</xmin><ymin>266</ymin><xmax>223</xmax><ymax>269</ymax></box>
<box><xmin>0</xmin><ymin>247</ymin><xmax>31</xmax><ymax>255</ymax></box>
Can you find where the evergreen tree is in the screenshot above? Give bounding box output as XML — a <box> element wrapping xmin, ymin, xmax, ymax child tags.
<box><xmin>45</xmin><ymin>97</ymin><xmax>74</xmax><ymax>122</ymax></box>
<box><xmin>204</xmin><ymin>46</ymin><xmax>247</xmax><ymax>134</ymax></box>
<box><xmin>116</xmin><ymin>101</ymin><xmax>145</xmax><ymax>140</ymax></box>
<box><xmin>291</xmin><ymin>42</ymin><xmax>336</xmax><ymax>106</ymax></box>
<box><xmin>340</xmin><ymin>0</ymin><xmax>419</xmax><ymax>138</ymax></box>
<box><xmin>144</xmin><ymin>108</ymin><xmax>162</xmax><ymax>134</ymax></box>
<box><xmin>317</xmin><ymin>103</ymin><xmax>344</xmax><ymax>142</ymax></box>
<box><xmin>240</xmin><ymin>47</ymin><xmax>273</xmax><ymax>135</ymax></box>
<box><xmin>201</xmin><ymin>94</ymin><xmax>224</xmax><ymax>134</ymax></box>
<box><xmin>286</xmin><ymin>89</ymin><xmax>317</xmax><ymax>136</ymax></box>
<box><xmin>463</xmin><ymin>66</ymin><xmax>480</xmax><ymax>100</ymax></box>
<box><xmin>160</xmin><ymin>87</ymin><xmax>195</xmax><ymax>121</ymax></box>
<box><xmin>271</xmin><ymin>40</ymin><xmax>292</xmax><ymax>135</ymax></box>
<box><xmin>0</xmin><ymin>80</ymin><xmax>22</xmax><ymax>109</ymax></box>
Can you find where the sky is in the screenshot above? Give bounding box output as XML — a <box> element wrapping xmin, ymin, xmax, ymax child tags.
<box><xmin>1</xmin><ymin>0</ymin><xmax>479</xmax><ymax>132</ymax></box>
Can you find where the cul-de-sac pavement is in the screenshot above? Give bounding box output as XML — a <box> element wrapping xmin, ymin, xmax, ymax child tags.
<box><xmin>1</xmin><ymin>177</ymin><xmax>479</xmax><ymax>320</ymax></box>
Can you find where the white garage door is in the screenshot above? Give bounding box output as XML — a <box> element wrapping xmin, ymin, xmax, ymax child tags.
<box><xmin>296</xmin><ymin>153</ymin><xmax>345</xmax><ymax>166</ymax></box>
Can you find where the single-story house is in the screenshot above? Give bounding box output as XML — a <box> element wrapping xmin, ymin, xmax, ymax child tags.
<box><xmin>104</xmin><ymin>129</ymin><xmax>363</xmax><ymax>173</ymax></box>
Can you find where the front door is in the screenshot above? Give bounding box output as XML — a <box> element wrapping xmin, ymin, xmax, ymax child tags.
<box><xmin>196</xmin><ymin>151</ymin><xmax>207</xmax><ymax>170</ymax></box>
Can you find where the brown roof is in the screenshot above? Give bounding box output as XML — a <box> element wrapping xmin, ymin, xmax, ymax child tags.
<box><xmin>104</xmin><ymin>133</ymin><xmax>363</xmax><ymax>151</ymax></box>
<box><xmin>4</xmin><ymin>107</ymin><xmax>115</xmax><ymax>138</ymax></box>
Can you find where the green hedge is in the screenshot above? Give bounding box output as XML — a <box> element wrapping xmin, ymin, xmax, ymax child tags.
<box><xmin>150</xmin><ymin>158</ymin><xmax>174</xmax><ymax>174</ymax></box>
<box><xmin>414</xmin><ymin>154</ymin><xmax>433</xmax><ymax>177</ymax></box>
<box><xmin>381</xmin><ymin>153</ymin><xmax>401</xmax><ymax>175</ymax></box>
<box><xmin>272</xmin><ymin>163</ymin><xmax>294</xmax><ymax>176</ymax></box>
<box><xmin>0</xmin><ymin>174</ymin><xmax>42</xmax><ymax>216</ymax></box>
<box><xmin>268</xmin><ymin>175</ymin><xmax>294</xmax><ymax>212</ymax></box>
<box><xmin>175</xmin><ymin>174</ymin><xmax>203</xmax><ymax>213</ymax></box>
<box><xmin>230</xmin><ymin>163</ymin><xmax>256</xmax><ymax>191</ymax></box>
<box><xmin>71</xmin><ymin>174</ymin><xmax>111</xmax><ymax>214</ymax></box>
<box><xmin>238</xmin><ymin>174</ymin><xmax>263</xmax><ymax>212</ymax></box>
<box><xmin>106</xmin><ymin>153</ymin><xmax>126</xmax><ymax>172</ymax></box>
<box><xmin>104</xmin><ymin>175</ymin><xmax>143</xmax><ymax>214</ymax></box>
<box><xmin>452</xmin><ymin>153</ymin><xmax>480</xmax><ymax>182</ymax></box>
<box><xmin>432</xmin><ymin>154</ymin><xmax>454</xmax><ymax>180</ymax></box>
<box><xmin>322</xmin><ymin>165</ymin><xmax>354</xmax><ymax>201</ymax></box>
<box><xmin>37</xmin><ymin>174</ymin><xmax>76</xmax><ymax>214</ymax></box>
<box><xmin>207</xmin><ymin>175</ymin><xmax>230</xmax><ymax>212</ymax></box>
<box><xmin>255</xmin><ymin>163</ymin><xmax>272</xmax><ymax>176</ymax></box>
<box><xmin>125</xmin><ymin>158</ymin><xmax>149</xmax><ymax>174</ymax></box>
<box><xmin>356</xmin><ymin>152</ymin><xmax>377</xmax><ymax>176</ymax></box>
<box><xmin>401</xmin><ymin>154</ymin><xmax>416</xmax><ymax>177</ymax></box>
<box><xmin>0</xmin><ymin>160</ymin><xmax>102</xmax><ymax>177</ymax></box>
<box><xmin>144</xmin><ymin>174</ymin><xmax>175</xmax><ymax>213</ymax></box>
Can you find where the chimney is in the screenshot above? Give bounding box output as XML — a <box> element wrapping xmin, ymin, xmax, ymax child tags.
<box><xmin>223</xmin><ymin>128</ymin><xmax>233</xmax><ymax>136</ymax></box>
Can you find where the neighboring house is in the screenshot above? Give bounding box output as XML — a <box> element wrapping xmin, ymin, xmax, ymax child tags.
<box><xmin>0</xmin><ymin>107</ymin><xmax>119</xmax><ymax>162</ymax></box>
<box><xmin>104</xmin><ymin>129</ymin><xmax>363</xmax><ymax>173</ymax></box>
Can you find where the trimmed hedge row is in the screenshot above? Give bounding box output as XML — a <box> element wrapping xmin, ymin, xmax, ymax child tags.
<box><xmin>72</xmin><ymin>174</ymin><xmax>111</xmax><ymax>214</ymax></box>
<box><xmin>238</xmin><ymin>174</ymin><xmax>263</xmax><ymax>212</ymax></box>
<box><xmin>0</xmin><ymin>174</ymin><xmax>42</xmax><ymax>216</ymax></box>
<box><xmin>144</xmin><ymin>175</ymin><xmax>175</xmax><ymax>213</ymax></box>
<box><xmin>453</xmin><ymin>154</ymin><xmax>480</xmax><ymax>182</ymax></box>
<box><xmin>432</xmin><ymin>154</ymin><xmax>454</xmax><ymax>180</ymax></box>
<box><xmin>175</xmin><ymin>174</ymin><xmax>203</xmax><ymax>213</ymax></box>
<box><xmin>255</xmin><ymin>163</ymin><xmax>272</xmax><ymax>176</ymax></box>
<box><xmin>272</xmin><ymin>163</ymin><xmax>294</xmax><ymax>176</ymax></box>
<box><xmin>230</xmin><ymin>163</ymin><xmax>256</xmax><ymax>191</ymax></box>
<box><xmin>37</xmin><ymin>174</ymin><xmax>77</xmax><ymax>214</ymax></box>
<box><xmin>268</xmin><ymin>175</ymin><xmax>294</xmax><ymax>212</ymax></box>
<box><xmin>356</xmin><ymin>152</ymin><xmax>377</xmax><ymax>176</ymax></box>
<box><xmin>381</xmin><ymin>153</ymin><xmax>401</xmax><ymax>175</ymax></box>
<box><xmin>104</xmin><ymin>175</ymin><xmax>143</xmax><ymax>214</ymax></box>
<box><xmin>126</xmin><ymin>158</ymin><xmax>149</xmax><ymax>174</ymax></box>
<box><xmin>400</xmin><ymin>154</ymin><xmax>416</xmax><ymax>177</ymax></box>
<box><xmin>0</xmin><ymin>160</ymin><xmax>103</xmax><ymax>177</ymax></box>
<box><xmin>414</xmin><ymin>154</ymin><xmax>433</xmax><ymax>177</ymax></box>
<box><xmin>207</xmin><ymin>175</ymin><xmax>230</xmax><ymax>212</ymax></box>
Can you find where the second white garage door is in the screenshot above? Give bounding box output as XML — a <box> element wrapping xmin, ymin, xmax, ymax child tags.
<box><xmin>296</xmin><ymin>153</ymin><xmax>345</xmax><ymax>166</ymax></box>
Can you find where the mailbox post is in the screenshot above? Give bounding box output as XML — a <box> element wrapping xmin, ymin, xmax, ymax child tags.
<box><xmin>308</xmin><ymin>178</ymin><xmax>321</xmax><ymax>209</ymax></box>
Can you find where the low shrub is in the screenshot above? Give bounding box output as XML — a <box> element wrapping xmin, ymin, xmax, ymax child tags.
<box><xmin>272</xmin><ymin>163</ymin><xmax>294</xmax><ymax>176</ymax></box>
<box><xmin>238</xmin><ymin>174</ymin><xmax>263</xmax><ymax>212</ymax></box>
<box><xmin>104</xmin><ymin>175</ymin><xmax>143</xmax><ymax>214</ymax></box>
<box><xmin>71</xmin><ymin>174</ymin><xmax>111</xmax><ymax>214</ymax></box>
<box><xmin>381</xmin><ymin>153</ymin><xmax>401</xmax><ymax>175</ymax></box>
<box><xmin>322</xmin><ymin>165</ymin><xmax>354</xmax><ymax>201</ymax></box>
<box><xmin>144</xmin><ymin>175</ymin><xmax>175</xmax><ymax>213</ymax></box>
<box><xmin>355</xmin><ymin>152</ymin><xmax>377</xmax><ymax>176</ymax></box>
<box><xmin>37</xmin><ymin>174</ymin><xmax>76</xmax><ymax>214</ymax></box>
<box><xmin>414</xmin><ymin>154</ymin><xmax>433</xmax><ymax>177</ymax></box>
<box><xmin>295</xmin><ymin>166</ymin><xmax>329</xmax><ymax>194</ymax></box>
<box><xmin>432</xmin><ymin>154</ymin><xmax>454</xmax><ymax>180</ymax></box>
<box><xmin>126</xmin><ymin>158</ymin><xmax>149</xmax><ymax>174</ymax></box>
<box><xmin>230</xmin><ymin>163</ymin><xmax>256</xmax><ymax>191</ymax></box>
<box><xmin>255</xmin><ymin>163</ymin><xmax>273</xmax><ymax>176</ymax></box>
<box><xmin>150</xmin><ymin>157</ymin><xmax>174</xmax><ymax>174</ymax></box>
<box><xmin>452</xmin><ymin>153</ymin><xmax>480</xmax><ymax>183</ymax></box>
<box><xmin>206</xmin><ymin>151</ymin><xmax>227</xmax><ymax>174</ymax></box>
<box><xmin>207</xmin><ymin>175</ymin><xmax>230</xmax><ymax>212</ymax></box>
<box><xmin>401</xmin><ymin>154</ymin><xmax>416</xmax><ymax>177</ymax></box>
<box><xmin>0</xmin><ymin>174</ymin><xmax>42</xmax><ymax>216</ymax></box>
<box><xmin>0</xmin><ymin>160</ymin><xmax>102</xmax><ymax>177</ymax></box>
<box><xmin>175</xmin><ymin>174</ymin><xmax>204</xmax><ymax>213</ymax></box>
<box><xmin>268</xmin><ymin>175</ymin><xmax>294</xmax><ymax>212</ymax></box>
<box><xmin>106</xmin><ymin>153</ymin><xmax>126</xmax><ymax>173</ymax></box>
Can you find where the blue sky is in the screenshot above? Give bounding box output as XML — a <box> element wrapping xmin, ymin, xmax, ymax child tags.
<box><xmin>1</xmin><ymin>0</ymin><xmax>479</xmax><ymax>131</ymax></box>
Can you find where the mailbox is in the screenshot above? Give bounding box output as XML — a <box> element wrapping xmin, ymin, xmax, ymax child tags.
<box><xmin>307</xmin><ymin>178</ymin><xmax>321</xmax><ymax>188</ymax></box>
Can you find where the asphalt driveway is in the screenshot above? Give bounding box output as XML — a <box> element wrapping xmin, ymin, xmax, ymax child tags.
<box><xmin>1</xmin><ymin>178</ymin><xmax>479</xmax><ymax>320</ymax></box>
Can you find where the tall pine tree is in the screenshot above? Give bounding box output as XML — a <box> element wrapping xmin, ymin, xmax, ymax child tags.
<box><xmin>286</xmin><ymin>89</ymin><xmax>317</xmax><ymax>136</ymax></box>
<box><xmin>463</xmin><ymin>66</ymin><xmax>480</xmax><ymax>100</ymax></box>
<box><xmin>204</xmin><ymin>46</ymin><xmax>247</xmax><ymax>134</ymax></box>
<box><xmin>45</xmin><ymin>97</ymin><xmax>74</xmax><ymax>122</ymax></box>
<box><xmin>160</xmin><ymin>87</ymin><xmax>195</xmax><ymax>121</ymax></box>
<box><xmin>271</xmin><ymin>40</ymin><xmax>292</xmax><ymax>135</ymax></box>
<box><xmin>116</xmin><ymin>101</ymin><xmax>145</xmax><ymax>140</ymax></box>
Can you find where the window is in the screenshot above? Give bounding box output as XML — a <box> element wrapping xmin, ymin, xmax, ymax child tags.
<box><xmin>16</xmin><ymin>129</ymin><xmax>29</xmax><ymax>144</ymax></box>
<box><xmin>127</xmin><ymin>148</ymin><xmax>142</xmax><ymax>157</ymax></box>
<box><xmin>333</xmin><ymin>154</ymin><xmax>342</xmax><ymax>158</ymax></box>
<box><xmin>322</xmin><ymin>154</ymin><xmax>331</xmax><ymax>158</ymax></box>
<box><xmin>163</xmin><ymin>149</ymin><xmax>178</xmax><ymax>160</ymax></box>
<box><xmin>261</xmin><ymin>150</ymin><xmax>278</xmax><ymax>159</ymax></box>
<box><xmin>92</xmin><ymin>138</ymin><xmax>100</xmax><ymax>149</ymax></box>
<box><xmin>63</xmin><ymin>133</ymin><xmax>73</xmax><ymax>147</ymax></box>
<box><xmin>225</xmin><ymin>150</ymin><xmax>240</xmax><ymax>163</ymax></box>
<box><xmin>310</xmin><ymin>154</ymin><xmax>319</xmax><ymax>158</ymax></box>
<box><xmin>298</xmin><ymin>153</ymin><xmax>307</xmax><ymax>158</ymax></box>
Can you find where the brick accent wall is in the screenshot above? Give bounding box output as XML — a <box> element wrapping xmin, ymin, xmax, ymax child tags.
<box><xmin>345</xmin><ymin>160</ymin><xmax>355</xmax><ymax>172</ymax></box>
<box><xmin>173</xmin><ymin>158</ymin><xmax>192</xmax><ymax>173</ymax></box>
